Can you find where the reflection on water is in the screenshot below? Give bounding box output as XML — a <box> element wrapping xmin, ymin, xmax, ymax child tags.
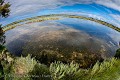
<box><xmin>4</xmin><ymin>18</ymin><xmax>120</xmax><ymax>61</ymax></box>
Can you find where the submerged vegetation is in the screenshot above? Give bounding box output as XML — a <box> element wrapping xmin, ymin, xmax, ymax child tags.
<box><xmin>22</xmin><ymin>48</ymin><xmax>103</xmax><ymax>68</ymax></box>
<box><xmin>0</xmin><ymin>46</ymin><xmax>120</xmax><ymax>80</ymax></box>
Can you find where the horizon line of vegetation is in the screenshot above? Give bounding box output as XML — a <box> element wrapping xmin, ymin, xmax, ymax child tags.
<box><xmin>2</xmin><ymin>14</ymin><xmax>120</xmax><ymax>32</ymax></box>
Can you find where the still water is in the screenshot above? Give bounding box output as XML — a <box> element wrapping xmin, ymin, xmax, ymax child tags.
<box><xmin>4</xmin><ymin>17</ymin><xmax>120</xmax><ymax>60</ymax></box>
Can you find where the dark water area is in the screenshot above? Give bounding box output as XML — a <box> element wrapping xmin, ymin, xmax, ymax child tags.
<box><xmin>4</xmin><ymin>17</ymin><xmax>120</xmax><ymax>66</ymax></box>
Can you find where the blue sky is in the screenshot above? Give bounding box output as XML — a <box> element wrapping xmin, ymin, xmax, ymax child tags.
<box><xmin>1</xmin><ymin>0</ymin><xmax>120</xmax><ymax>27</ymax></box>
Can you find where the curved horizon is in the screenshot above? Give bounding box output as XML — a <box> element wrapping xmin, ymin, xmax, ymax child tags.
<box><xmin>2</xmin><ymin>14</ymin><xmax>120</xmax><ymax>33</ymax></box>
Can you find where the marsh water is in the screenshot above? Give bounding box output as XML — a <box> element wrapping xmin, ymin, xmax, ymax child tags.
<box><xmin>4</xmin><ymin>17</ymin><xmax>120</xmax><ymax>63</ymax></box>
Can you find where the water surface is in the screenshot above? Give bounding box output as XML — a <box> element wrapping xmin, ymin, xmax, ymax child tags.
<box><xmin>4</xmin><ymin>17</ymin><xmax>120</xmax><ymax>59</ymax></box>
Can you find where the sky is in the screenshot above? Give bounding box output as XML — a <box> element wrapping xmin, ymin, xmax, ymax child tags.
<box><xmin>1</xmin><ymin>0</ymin><xmax>120</xmax><ymax>27</ymax></box>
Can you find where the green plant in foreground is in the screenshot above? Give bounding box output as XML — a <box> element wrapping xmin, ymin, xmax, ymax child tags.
<box><xmin>50</xmin><ymin>58</ymin><xmax>120</xmax><ymax>80</ymax></box>
<box><xmin>9</xmin><ymin>55</ymin><xmax>51</xmax><ymax>80</ymax></box>
<box><xmin>50</xmin><ymin>61</ymin><xmax>88</xmax><ymax>80</ymax></box>
<box><xmin>1</xmin><ymin>48</ymin><xmax>120</xmax><ymax>80</ymax></box>
<box><xmin>29</xmin><ymin>63</ymin><xmax>51</xmax><ymax>80</ymax></box>
<box><xmin>89</xmin><ymin>58</ymin><xmax>120</xmax><ymax>80</ymax></box>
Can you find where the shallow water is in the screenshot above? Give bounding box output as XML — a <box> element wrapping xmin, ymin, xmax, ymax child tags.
<box><xmin>4</xmin><ymin>17</ymin><xmax>120</xmax><ymax>59</ymax></box>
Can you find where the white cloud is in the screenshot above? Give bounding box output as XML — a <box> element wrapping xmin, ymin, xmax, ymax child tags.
<box><xmin>110</xmin><ymin>14</ymin><xmax>120</xmax><ymax>22</ymax></box>
<box><xmin>7</xmin><ymin>0</ymin><xmax>62</xmax><ymax>16</ymax></box>
<box><xmin>107</xmin><ymin>31</ymin><xmax>120</xmax><ymax>46</ymax></box>
<box><xmin>109</xmin><ymin>14</ymin><xmax>120</xmax><ymax>27</ymax></box>
<box><xmin>6</xmin><ymin>0</ymin><xmax>120</xmax><ymax>17</ymax></box>
<box><xmin>96</xmin><ymin>0</ymin><xmax>120</xmax><ymax>12</ymax></box>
